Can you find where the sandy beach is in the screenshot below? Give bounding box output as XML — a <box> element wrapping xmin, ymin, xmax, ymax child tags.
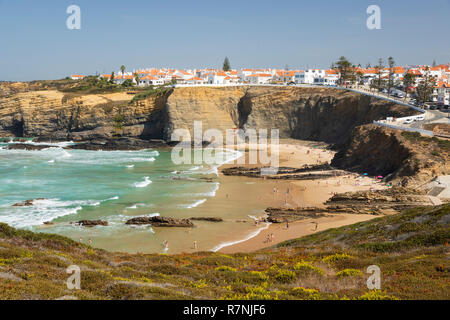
<box><xmin>212</xmin><ymin>139</ymin><xmax>387</xmax><ymax>253</ymax></box>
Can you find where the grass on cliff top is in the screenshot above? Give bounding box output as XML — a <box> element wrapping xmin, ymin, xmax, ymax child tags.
<box><xmin>401</xmin><ymin>131</ymin><xmax>450</xmax><ymax>153</ymax></box>
<box><xmin>0</xmin><ymin>204</ymin><xmax>448</xmax><ymax>300</ymax></box>
<box><xmin>130</xmin><ymin>86</ymin><xmax>173</xmax><ymax>103</ymax></box>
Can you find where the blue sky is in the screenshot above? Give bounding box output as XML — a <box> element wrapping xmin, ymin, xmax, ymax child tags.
<box><xmin>0</xmin><ymin>0</ymin><xmax>449</xmax><ymax>81</ymax></box>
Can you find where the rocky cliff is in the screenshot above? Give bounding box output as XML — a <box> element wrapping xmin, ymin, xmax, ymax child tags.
<box><xmin>332</xmin><ymin>124</ymin><xmax>449</xmax><ymax>187</ymax></box>
<box><xmin>0</xmin><ymin>84</ymin><xmax>415</xmax><ymax>143</ymax></box>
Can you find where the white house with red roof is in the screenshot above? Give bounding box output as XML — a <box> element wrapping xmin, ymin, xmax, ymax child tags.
<box><xmin>295</xmin><ymin>69</ymin><xmax>325</xmax><ymax>84</ymax></box>
<box><xmin>185</xmin><ymin>76</ymin><xmax>206</xmax><ymax>85</ymax></box>
<box><xmin>246</xmin><ymin>73</ymin><xmax>272</xmax><ymax>84</ymax></box>
<box><xmin>71</xmin><ymin>75</ymin><xmax>85</xmax><ymax>80</ymax></box>
<box><xmin>139</xmin><ymin>75</ymin><xmax>164</xmax><ymax>86</ymax></box>
<box><xmin>207</xmin><ymin>71</ymin><xmax>229</xmax><ymax>84</ymax></box>
<box><xmin>435</xmin><ymin>81</ymin><xmax>450</xmax><ymax>106</ymax></box>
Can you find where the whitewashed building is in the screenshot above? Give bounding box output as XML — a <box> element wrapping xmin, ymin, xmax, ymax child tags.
<box><xmin>246</xmin><ymin>73</ymin><xmax>272</xmax><ymax>84</ymax></box>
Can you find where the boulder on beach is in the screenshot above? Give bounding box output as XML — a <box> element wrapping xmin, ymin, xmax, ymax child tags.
<box><xmin>5</xmin><ymin>143</ymin><xmax>54</xmax><ymax>151</ymax></box>
<box><xmin>125</xmin><ymin>216</ymin><xmax>194</xmax><ymax>227</ymax></box>
<box><xmin>190</xmin><ymin>217</ymin><xmax>223</xmax><ymax>222</ymax></box>
<box><xmin>75</xmin><ymin>220</ymin><xmax>109</xmax><ymax>227</ymax></box>
<box><xmin>65</xmin><ymin>137</ymin><xmax>168</xmax><ymax>151</ymax></box>
<box><xmin>12</xmin><ymin>198</ymin><xmax>46</xmax><ymax>207</ymax></box>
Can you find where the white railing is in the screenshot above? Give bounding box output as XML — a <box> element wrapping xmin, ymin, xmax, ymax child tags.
<box><xmin>373</xmin><ymin>121</ymin><xmax>434</xmax><ymax>136</ymax></box>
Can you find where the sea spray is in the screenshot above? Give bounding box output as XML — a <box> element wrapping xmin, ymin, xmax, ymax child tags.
<box><xmin>133</xmin><ymin>177</ymin><xmax>152</xmax><ymax>188</ymax></box>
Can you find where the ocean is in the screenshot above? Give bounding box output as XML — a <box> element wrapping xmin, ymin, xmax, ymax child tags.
<box><xmin>0</xmin><ymin>138</ymin><xmax>267</xmax><ymax>253</ymax></box>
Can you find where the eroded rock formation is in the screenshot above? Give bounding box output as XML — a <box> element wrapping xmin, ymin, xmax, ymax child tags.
<box><xmin>0</xmin><ymin>85</ymin><xmax>415</xmax><ymax>144</ymax></box>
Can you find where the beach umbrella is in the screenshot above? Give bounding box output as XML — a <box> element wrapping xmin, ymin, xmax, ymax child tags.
<box><xmin>363</xmin><ymin>173</ymin><xmax>368</xmax><ymax>176</ymax></box>
<box><xmin>377</xmin><ymin>175</ymin><xmax>383</xmax><ymax>179</ymax></box>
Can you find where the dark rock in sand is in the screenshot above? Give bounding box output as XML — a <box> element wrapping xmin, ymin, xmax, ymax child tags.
<box><xmin>125</xmin><ymin>216</ymin><xmax>194</xmax><ymax>227</ymax></box>
<box><xmin>190</xmin><ymin>217</ymin><xmax>223</xmax><ymax>222</ymax></box>
<box><xmin>5</xmin><ymin>143</ymin><xmax>55</xmax><ymax>151</ymax></box>
<box><xmin>12</xmin><ymin>198</ymin><xmax>46</xmax><ymax>207</ymax></box>
<box><xmin>75</xmin><ymin>220</ymin><xmax>109</xmax><ymax>227</ymax></box>
<box><xmin>221</xmin><ymin>164</ymin><xmax>345</xmax><ymax>180</ymax></box>
<box><xmin>265</xmin><ymin>207</ymin><xmax>329</xmax><ymax>223</ymax></box>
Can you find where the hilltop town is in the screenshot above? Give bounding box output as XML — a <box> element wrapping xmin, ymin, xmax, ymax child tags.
<box><xmin>70</xmin><ymin>60</ymin><xmax>450</xmax><ymax>107</ymax></box>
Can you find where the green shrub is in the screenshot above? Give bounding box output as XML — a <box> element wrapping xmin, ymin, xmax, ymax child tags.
<box><xmin>357</xmin><ymin>290</ymin><xmax>398</xmax><ymax>300</ymax></box>
<box><xmin>130</xmin><ymin>86</ymin><xmax>172</xmax><ymax>103</ymax></box>
<box><xmin>335</xmin><ymin>268</ymin><xmax>362</xmax><ymax>278</ymax></box>
<box><xmin>215</xmin><ymin>266</ymin><xmax>237</xmax><ymax>272</ymax></box>
<box><xmin>294</xmin><ymin>260</ymin><xmax>323</xmax><ymax>276</ymax></box>
<box><xmin>291</xmin><ymin>287</ymin><xmax>321</xmax><ymax>300</ymax></box>
<box><xmin>323</xmin><ymin>253</ymin><xmax>353</xmax><ymax>264</ymax></box>
<box><xmin>274</xmin><ymin>270</ymin><xmax>296</xmax><ymax>283</ymax></box>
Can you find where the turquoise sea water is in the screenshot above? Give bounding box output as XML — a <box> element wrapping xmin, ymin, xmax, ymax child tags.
<box><xmin>0</xmin><ymin>139</ymin><xmax>252</xmax><ymax>253</ymax></box>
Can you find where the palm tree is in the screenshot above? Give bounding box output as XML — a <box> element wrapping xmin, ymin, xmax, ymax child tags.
<box><xmin>133</xmin><ymin>72</ymin><xmax>140</xmax><ymax>87</ymax></box>
<box><xmin>120</xmin><ymin>65</ymin><xmax>126</xmax><ymax>75</ymax></box>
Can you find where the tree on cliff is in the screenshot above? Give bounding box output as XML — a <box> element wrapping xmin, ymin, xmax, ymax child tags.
<box><xmin>335</xmin><ymin>56</ymin><xmax>353</xmax><ymax>87</ymax></box>
<box><xmin>120</xmin><ymin>65</ymin><xmax>126</xmax><ymax>75</ymax></box>
<box><xmin>223</xmin><ymin>57</ymin><xmax>231</xmax><ymax>71</ymax></box>
<box><xmin>375</xmin><ymin>58</ymin><xmax>384</xmax><ymax>92</ymax></box>
<box><xmin>387</xmin><ymin>56</ymin><xmax>395</xmax><ymax>97</ymax></box>
<box><xmin>416</xmin><ymin>67</ymin><xmax>436</xmax><ymax>107</ymax></box>
<box><xmin>356</xmin><ymin>71</ymin><xmax>364</xmax><ymax>88</ymax></box>
<box><xmin>402</xmin><ymin>73</ymin><xmax>415</xmax><ymax>101</ymax></box>
<box><xmin>133</xmin><ymin>72</ymin><xmax>140</xmax><ymax>87</ymax></box>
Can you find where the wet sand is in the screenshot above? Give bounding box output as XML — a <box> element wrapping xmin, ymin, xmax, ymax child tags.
<box><xmin>212</xmin><ymin>139</ymin><xmax>387</xmax><ymax>253</ymax></box>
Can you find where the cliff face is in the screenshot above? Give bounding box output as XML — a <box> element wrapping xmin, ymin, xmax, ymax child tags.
<box><xmin>162</xmin><ymin>86</ymin><xmax>245</xmax><ymax>140</ymax></box>
<box><xmin>332</xmin><ymin>124</ymin><xmax>450</xmax><ymax>187</ymax></box>
<box><xmin>240</xmin><ymin>87</ymin><xmax>414</xmax><ymax>143</ymax></box>
<box><xmin>0</xmin><ymin>88</ymin><xmax>170</xmax><ymax>140</ymax></box>
<box><xmin>0</xmin><ymin>84</ymin><xmax>415</xmax><ymax>143</ymax></box>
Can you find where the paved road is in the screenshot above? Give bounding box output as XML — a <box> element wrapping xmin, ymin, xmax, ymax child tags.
<box><xmin>408</xmin><ymin>109</ymin><xmax>449</xmax><ymax>129</ymax></box>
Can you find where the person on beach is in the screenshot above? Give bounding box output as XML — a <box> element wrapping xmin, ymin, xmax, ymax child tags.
<box><xmin>88</xmin><ymin>239</ymin><xmax>92</xmax><ymax>246</ymax></box>
<box><xmin>79</xmin><ymin>237</ymin><xmax>83</xmax><ymax>243</ymax></box>
<box><xmin>193</xmin><ymin>241</ymin><xmax>197</xmax><ymax>250</ymax></box>
<box><xmin>285</xmin><ymin>188</ymin><xmax>290</xmax><ymax>204</ymax></box>
<box><xmin>163</xmin><ymin>240</ymin><xmax>168</xmax><ymax>250</ymax></box>
<box><xmin>311</xmin><ymin>222</ymin><xmax>318</xmax><ymax>231</ymax></box>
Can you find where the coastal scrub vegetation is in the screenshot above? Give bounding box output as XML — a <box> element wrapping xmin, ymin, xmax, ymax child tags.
<box><xmin>0</xmin><ymin>204</ymin><xmax>448</xmax><ymax>300</ymax></box>
<box><xmin>130</xmin><ymin>86</ymin><xmax>173</xmax><ymax>103</ymax></box>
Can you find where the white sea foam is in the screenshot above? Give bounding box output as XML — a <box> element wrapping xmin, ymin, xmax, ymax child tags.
<box><xmin>0</xmin><ymin>198</ymin><xmax>102</xmax><ymax>228</ymax></box>
<box><xmin>181</xmin><ymin>199</ymin><xmax>207</xmax><ymax>209</ymax></box>
<box><xmin>211</xmin><ymin>222</ymin><xmax>271</xmax><ymax>252</ymax></box>
<box><xmin>125</xmin><ymin>164</ymin><xmax>135</xmax><ymax>168</ymax></box>
<box><xmin>7</xmin><ymin>140</ymin><xmax>76</xmax><ymax>148</ymax></box>
<box><xmin>204</xmin><ymin>182</ymin><xmax>220</xmax><ymax>197</ymax></box>
<box><xmin>133</xmin><ymin>176</ymin><xmax>152</xmax><ymax>188</ymax></box>
<box><xmin>126</xmin><ymin>203</ymin><xmax>146</xmax><ymax>209</ymax></box>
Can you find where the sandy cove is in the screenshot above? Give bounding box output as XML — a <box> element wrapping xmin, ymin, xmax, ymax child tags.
<box><xmin>215</xmin><ymin>139</ymin><xmax>388</xmax><ymax>253</ymax></box>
